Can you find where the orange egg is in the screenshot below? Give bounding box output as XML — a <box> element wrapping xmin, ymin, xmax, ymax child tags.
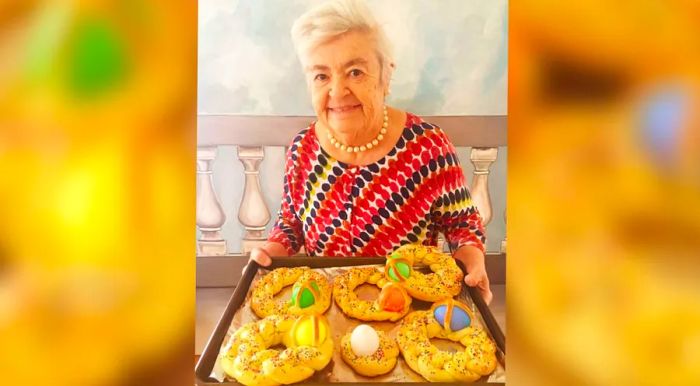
<box><xmin>378</xmin><ymin>283</ymin><xmax>407</xmax><ymax>312</ymax></box>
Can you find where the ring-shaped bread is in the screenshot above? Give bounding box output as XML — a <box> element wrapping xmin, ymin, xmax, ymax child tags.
<box><xmin>384</xmin><ymin>244</ymin><xmax>463</xmax><ymax>302</ymax></box>
<box><xmin>333</xmin><ymin>266</ymin><xmax>412</xmax><ymax>322</ymax></box>
<box><xmin>340</xmin><ymin>328</ymin><xmax>400</xmax><ymax>376</ymax></box>
<box><xmin>221</xmin><ymin>314</ymin><xmax>334</xmax><ymax>386</ymax></box>
<box><xmin>251</xmin><ymin>267</ymin><xmax>331</xmax><ymax>318</ymax></box>
<box><xmin>396</xmin><ymin>299</ymin><xmax>497</xmax><ymax>382</ymax></box>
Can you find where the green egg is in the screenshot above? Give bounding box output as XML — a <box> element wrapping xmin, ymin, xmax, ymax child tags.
<box><xmin>298</xmin><ymin>288</ymin><xmax>315</xmax><ymax>308</ymax></box>
<box><xmin>397</xmin><ymin>262</ymin><xmax>410</xmax><ymax>277</ymax></box>
<box><xmin>290</xmin><ymin>283</ymin><xmax>316</xmax><ymax>308</ymax></box>
<box><xmin>388</xmin><ymin>262</ymin><xmax>411</xmax><ymax>281</ymax></box>
<box><xmin>388</xmin><ymin>267</ymin><xmax>399</xmax><ymax>282</ymax></box>
<box><xmin>290</xmin><ymin>285</ymin><xmax>300</xmax><ymax>305</ymax></box>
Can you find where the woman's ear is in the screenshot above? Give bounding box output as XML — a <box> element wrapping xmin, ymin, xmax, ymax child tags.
<box><xmin>384</xmin><ymin>62</ymin><xmax>396</xmax><ymax>96</ymax></box>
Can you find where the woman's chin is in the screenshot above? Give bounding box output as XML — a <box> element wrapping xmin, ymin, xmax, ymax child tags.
<box><xmin>327</xmin><ymin>120</ymin><xmax>362</xmax><ymax>135</ymax></box>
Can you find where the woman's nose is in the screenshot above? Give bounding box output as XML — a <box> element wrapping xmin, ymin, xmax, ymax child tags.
<box><xmin>328</xmin><ymin>77</ymin><xmax>349</xmax><ymax>98</ymax></box>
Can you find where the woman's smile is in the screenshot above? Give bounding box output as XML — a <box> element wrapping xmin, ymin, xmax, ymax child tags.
<box><xmin>328</xmin><ymin>104</ymin><xmax>362</xmax><ymax>118</ymax></box>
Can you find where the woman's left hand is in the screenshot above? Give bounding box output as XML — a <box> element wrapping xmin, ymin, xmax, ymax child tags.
<box><xmin>454</xmin><ymin>245</ymin><xmax>493</xmax><ymax>305</ymax></box>
<box><xmin>464</xmin><ymin>263</ymin><xmax>493</xmax><ymax>305</ymax></box>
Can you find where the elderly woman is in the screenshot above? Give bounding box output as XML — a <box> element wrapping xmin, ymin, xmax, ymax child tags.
<box><xmin>248</xmin><ymin>0</ymin><xmax>492</xmax><ymax>304</ymax></box>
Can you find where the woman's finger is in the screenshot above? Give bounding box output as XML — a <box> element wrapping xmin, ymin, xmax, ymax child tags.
<box><xmin>252</xmin><ymin>250</ymin><xmax>271</xmax><ymax>266</ymax></box>
<box><xmin>250</xmin><ymin>248</ymin><xmax>272</xmax><ymax>267</ymax></box>
<box><xmin>482</xmin><ymin>287</ymin><xmax>493</xmax><ymax>305</ymax></box>
<box><xmin>464</xmin><ymin>266</ymin><xmax>487</xmax><ymax>286</ymax></box>
<box><xmin>242</xmin><ymin>248</ymin><xmax>271</xmax><ymax>275</ymax></box>
<box><xmin>464</xmin><ymin>271</ymin><xmax>481</xmax><ymax>287</ymax></box>
<box><xmin>475</xmin><ymin>274</ymin><xmax>493</xmax><ymax>305</ymax></box>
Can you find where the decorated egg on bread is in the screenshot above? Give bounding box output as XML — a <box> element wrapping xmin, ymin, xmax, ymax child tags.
<box><xmin>431</xmin><ymin>299</ymin><xmax>473</xmax><ymax>333</ymax></box>
<box><xmin>378</xmin><ymin>282</ymin><xmax>408</xmax><ymax>312</ymax></box>
<box><xmin>385</xmin><ymin>253</ymin><xmax>412</xmax><ymax>282</ymax></box>
<box><xmin>290</xmin><ymin>279</ymin><xmax>320</xmax><ymax>309</ymax></box>
<box><xmin>350</xmin><ymin>324</ymin><xmax>379</xmax><ymax>357</ymax></box>
<box><xmin>291</xmin><ymin>314</ymin><xmax>329</xmax><ymax>347</ymax></box>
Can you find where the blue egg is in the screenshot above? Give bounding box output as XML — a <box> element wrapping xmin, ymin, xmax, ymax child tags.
<box><xmin>433</xmin><ymin>305</ymin><xmax>447</xmax><ymax>327</ymax></box>
<box><xmin>450</xmin><ymin>307</ymin><xmax>471</xmax><ymax>331</ymax></box>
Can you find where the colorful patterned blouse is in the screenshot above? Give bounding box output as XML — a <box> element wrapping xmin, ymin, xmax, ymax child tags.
<box><xmin>268</xmin><ymin>112</ymin><xmax>486</xmax><ymax>257</ymax></box>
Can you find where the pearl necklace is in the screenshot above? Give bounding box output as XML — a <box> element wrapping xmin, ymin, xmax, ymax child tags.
<box><xmin>327</xmin><ymin>106</ymin><xmax>388</xmax><ymax>153</ymax></box>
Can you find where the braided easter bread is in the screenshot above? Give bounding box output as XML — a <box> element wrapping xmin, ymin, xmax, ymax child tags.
<box><xmin>340</xmin><ymin>327</ymin><xmax>399</xmax><ymax>377</ymax></box>
<box><xmin>384</xmin><ymin>244</ymin><xmax>463</xmax><ymax>301</ymax></box>
<box><xmin>333</xmin><ymin>266</ymin><xmax>412</xmax><ymax>322</ymax></box>
<box><xmin>251</xmin><ymin>267</ymin><xmax>331</xmax><ymax>318</ymax></box>
<box><xmin>397</xmin><ymin>299</ymin><xmax>497</xmax><ymax>382</ymax></box>
<box><xmin>220</xmin><ymin>314</ymin><xmax>334</xmax><ymax>386</ymax></box>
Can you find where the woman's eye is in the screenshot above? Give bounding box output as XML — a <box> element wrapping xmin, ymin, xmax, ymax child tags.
<box><xmin>349</xmin><ymin>69</ymin><xmax>363</xmax><ymax>78</ymax></box>
<box><xmin>314</xmin><ymin>74</ymin><xmax>328</xmax><ymax>82</ymax></box>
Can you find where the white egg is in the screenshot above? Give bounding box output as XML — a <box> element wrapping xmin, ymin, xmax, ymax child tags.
<box><xmin>350</xmin><ymin>324</ymin><xmax>380</xmax><ymax>357</ymax></box>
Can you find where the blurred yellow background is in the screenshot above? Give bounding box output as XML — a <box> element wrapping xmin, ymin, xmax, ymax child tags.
<box><xmin>0</xmin><ymin>1</ymin><xmax>195</xmax><ymax>385</ymax></box>
<box><xmin>1</xmin><ymin>0</ymin><xmax>699</xmax><ymax>385</ymax></box>
<box><xmin>510</xmin><ymin>1</ymin><xmax>700</xmax><ymax>385</ymax></box>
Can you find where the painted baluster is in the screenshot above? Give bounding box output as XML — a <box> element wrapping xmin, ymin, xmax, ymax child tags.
<box><xmin>442</xmin><ymin>148</ymin><xmax>497</xmax><ymax>253</ymax></box>
<box><xmin>196</xmin><ymin>146</ymin><xmax>227</xmax><ymax>255</ymax></box>
<box><xmin>470</xmin><ymin>147</ymin><xmax>498</xmax><ymax>226</ymax></box>
<box><xmin>237</xmin><ymin>146</ymin><xmax>271</xmax><ymax>253</ymax></box>
<box><xmin>501</xmin><ymin>206</ymin><xmax>507</xmax><ymax>253</ymax></box>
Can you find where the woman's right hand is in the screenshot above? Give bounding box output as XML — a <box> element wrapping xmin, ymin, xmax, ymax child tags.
<box><xmin>249</xmin><ymin>247</ymin><xmax>272</xmax><ymax>267</ymax></box>
<box><xmin>242</xmin><ymin>242</ymin><xmax>288</xmax><ymax>275</ymax></box>
<box><xmin>242</xmin><ymin>247</ymin><xmax>271</xmax><ymax>276</ymax></box>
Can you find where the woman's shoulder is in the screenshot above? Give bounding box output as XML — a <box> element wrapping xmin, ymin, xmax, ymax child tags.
<box><xmin>283</xmin><ymin>122</ymin><xmax>323</xmax><ymax>173</ymax></box>
<box><xmin>285</xmin><ymin>122</ymin><xmax>322</xmax><ymax>160</ymax></box>
<box><xmin>403</xmin><ymin>112</ymin><xmax>454</xmax><ymax>149</ymax></box>
<box><xmin>289</xmin><ymin>123</ymin><xmax>314</xmax><ymax>148</ymax></box>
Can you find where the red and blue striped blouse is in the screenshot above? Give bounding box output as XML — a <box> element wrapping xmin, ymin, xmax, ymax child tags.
<box><xmin>268</xmin><ymin>112</ymin><xmax>486</xmax><ymax>257</ymax></box>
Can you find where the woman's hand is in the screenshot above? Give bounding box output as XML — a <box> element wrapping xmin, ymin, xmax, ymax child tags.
<box><xmin>242</xmin><ymin>242</ymin><xmax>287</xmax><ymax>275</ymax></box>
<box><xmin>453</xmin><ymin>245</ymin><xmax>493</xmax><ymax>305</ymax></box>
<box><xmin>249</xmin><ymin>247</ymin><xmax>272</xmax><ymax>267</ymax></box>
<box><xmin>464</xmin><ymin>262</ymin><xmax>493</xmax><ymax>305</ymax></box>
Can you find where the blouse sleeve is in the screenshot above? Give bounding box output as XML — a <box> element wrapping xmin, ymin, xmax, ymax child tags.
<box><xmin>268</xmin><ymin>146</ymin><xmax>304</xmax><ymax>255</ymax></box>
<box><xmin>430</xmin><ymin>130</ymin><xmax>487</xmax><ymax>254</ymax></box>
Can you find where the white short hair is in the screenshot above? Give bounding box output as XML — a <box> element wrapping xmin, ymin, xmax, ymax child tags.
<box><xmin>291</xmin><ymin>0</ymin><xmax>394</xmax><ymax>83</ymax></box>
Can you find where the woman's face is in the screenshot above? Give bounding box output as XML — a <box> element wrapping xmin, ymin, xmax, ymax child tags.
<box><xmin>303</xmin><ymin>30</ymin><xmax>388</xmax><ymax>137</ymax></box>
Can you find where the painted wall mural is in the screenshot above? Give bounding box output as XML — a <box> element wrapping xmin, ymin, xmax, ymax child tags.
<box><xmin>198</xmin><ymin>0</ymin><xmax>508</xmax><ymax>116</ymax></box>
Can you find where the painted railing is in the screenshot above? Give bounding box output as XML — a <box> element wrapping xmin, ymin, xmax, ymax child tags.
<box><xmin>196</xmin><ymin>115</ymin><xmax>507</xmax><ymax>257</ymax></box>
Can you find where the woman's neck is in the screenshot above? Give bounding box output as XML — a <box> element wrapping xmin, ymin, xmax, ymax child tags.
<box><xmin>316</xmin><ymin>107</ymin><xmax>406</xmax><ymax>166</ymax></box>
<box><xmin>329</xmin><ymin>113</ymin><xmax>385</xmax><ymax>147</ymax></box>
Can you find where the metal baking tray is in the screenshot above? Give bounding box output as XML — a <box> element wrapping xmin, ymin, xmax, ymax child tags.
<box><xmin>195</xmin><ymin>256</ymin><xmax>506</xmax><ymax>385</ymax></box>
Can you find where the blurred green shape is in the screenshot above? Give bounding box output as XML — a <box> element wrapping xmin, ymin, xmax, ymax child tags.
<box><xmin>67</xmin><ymin>17</ymin><xmax>128</xmax><ymax>98</ymax></box>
